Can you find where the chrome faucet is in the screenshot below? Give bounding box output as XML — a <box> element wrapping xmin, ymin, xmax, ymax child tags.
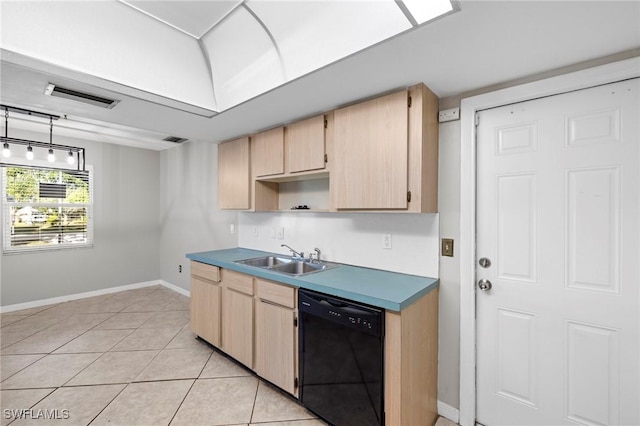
<box><xmin>311</xmin><ymin>247</ymin><xmax>322</xmax><ymax>263</ymax></box>
<box><xmin>281</xmin><ymin>244</ymin><xmax>304</xmax><ymax>259</ymax></box>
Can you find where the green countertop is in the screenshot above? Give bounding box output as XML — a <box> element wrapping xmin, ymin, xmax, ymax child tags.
<box><xmin>186</xmin><ymin>248</ymin><xmax>438</xmax><ymax>312</ymax></box>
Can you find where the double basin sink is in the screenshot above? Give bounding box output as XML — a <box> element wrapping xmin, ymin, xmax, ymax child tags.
<box><xmin>234</xmin><ymin>255</ymin><xmax>338</xmax><ymax>276</ymax></box>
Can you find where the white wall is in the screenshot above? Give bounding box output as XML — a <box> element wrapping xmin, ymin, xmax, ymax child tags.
<box><xmin>437</xmin><ymin>120</ymin><xmax>462</xmax><ymax>410</ymax></box>
<box><xmin>238</xmin><ymin>212</ymin><xmax>439</xmax><ymax>277</ymax></box>
<box><xmin>0</xmin><ymin>130</ymin><xmax>161</xmax><ymax>306</ymax></box>
<box><xmin>159</xmin><ymin>141</ymin><xmax>238</xmax><ymax>291</ymax></box>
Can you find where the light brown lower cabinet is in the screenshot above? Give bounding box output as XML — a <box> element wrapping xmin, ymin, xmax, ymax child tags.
<box><xmin>254</xmin><ymin>279</ymin><xmax>297</xmax><ymax>396</ymax></box>
<box><xmin>384</xmin><ymin>288</ymin><xmax>439</xmax><ymax>426</ymax></box>
<box><xmin>190</xmin><ymin>261</ymin><xmax>222</xmax><ymax>347</ymax></box>
<box><xmin>190</xmin><ymin>263</ymin><xmax>439</xmax><ymax>425</ymax></box>
<box><xmin>221</xmin><ymin>270</ymin><xmax>254</xmax><ymax>368</ymax></box>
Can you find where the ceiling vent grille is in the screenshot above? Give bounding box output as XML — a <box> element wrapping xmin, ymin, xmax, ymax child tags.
<box><xmin>163</xmin><ymin>136</ymin><xmax>188</xmax><ymax>143</ymax></box>
<box><xmin>44</xmin><ymin>83</ymin><xmax>120</xmax><ymax>109</ymax></box>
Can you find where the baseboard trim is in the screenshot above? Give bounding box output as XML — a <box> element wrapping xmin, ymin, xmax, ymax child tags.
<box><xmin>159</xmin><ymin>280</ymin><xmax>189</xmax><ymax>297</ymax></box>
<box><xmin>0</xmin><ymin>280</ymin><xmax>162</xmax><ymax>313</ymax></box>
<box><xmin>438</xmin><ymin>400</ymin><xmax>460</xmax><ymax>424</ymax></box>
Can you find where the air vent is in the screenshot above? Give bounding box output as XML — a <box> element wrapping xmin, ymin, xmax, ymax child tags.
<box><xmin>163</xmin><ymin>136</ymin><xmax>188</xmax><ymax>144</ymax></box>
<box><xmin>44</xmin><ymin>83</ymin><xmax>120</xmax><ymax>109</ymax></box>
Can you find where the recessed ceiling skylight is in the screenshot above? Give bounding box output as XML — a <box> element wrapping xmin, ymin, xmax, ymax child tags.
<box><xmin>117</xmin><ymin>0</ymin><xmax>456</xmax><ymax>111</ymax></box>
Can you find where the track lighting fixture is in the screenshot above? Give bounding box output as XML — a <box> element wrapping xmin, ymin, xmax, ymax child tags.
<box><xmin>0</xmin><ymin>104</ymin><xmax>86</xmax><ymax>171</ymax></box>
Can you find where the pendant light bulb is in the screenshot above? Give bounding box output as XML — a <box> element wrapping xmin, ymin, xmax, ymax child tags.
<box><xmin>26</xmin><ymin>145</ymin><xmax>34</xmax><ymax>160</ymax></box>
<box><xmin>67</xmin><ymin>150</ymin><xmax>75</xmax><ymax>165</ymax></box>
<box><xmin>2</xmin><ymin>142</ymin><xmax>10</xmax><ymax>158</ymax></box>
<box><xmin>47</xmin><ymin>148</ymin><xmax>55</xmax><ymax>162</ymax></box>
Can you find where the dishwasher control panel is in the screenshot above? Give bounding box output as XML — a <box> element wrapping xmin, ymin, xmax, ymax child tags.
<box><xmin>299</xmin><ymin>290</ymin><xmax>383</xmax><ymax>336</ymax></box>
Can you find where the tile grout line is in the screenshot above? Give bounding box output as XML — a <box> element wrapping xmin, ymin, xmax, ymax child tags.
<box><xmin>86</xmin><ymin>382</ymin><xmax>130</xmax><ymax>425</ymax></box>
<box><xmin>166</xmin><ymin>377</ymin><xmax>199</xmax><ymax>425</ymax></box>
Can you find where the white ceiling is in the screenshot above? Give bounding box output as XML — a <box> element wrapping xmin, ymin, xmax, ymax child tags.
<box><xmin>121</xmin><ymin>1</ymin><xmax>242</xmax><ymax>39</ymax></box>
<box><xmin>0</xmin><ymin>1</ymin><xmax>639</xmax><ymax>150</ymax></box>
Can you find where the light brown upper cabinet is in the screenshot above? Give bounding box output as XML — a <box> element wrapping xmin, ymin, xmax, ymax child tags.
<box><xmin>218</xmin><ymin>137</ymin><xmax>250</xmax><ymax>210</ymax></box>
<box><xmin>332</xmin><ymin>84</ymin><xmax>438</xmax><ymax>213</ymax></box>
<box><xmin>285</xmin><ymin>114</ymin><xmax>326</xmax><ymax>173</ymax></box>
<box><xmin>252</xmin><ymin>127</ymin><xmax>284</xmax><ymax>177</ymax></box>
<box><xmin>333</xmin><ymin>90</ymin><xmax>409</xmax><ymax>210</ymax></box>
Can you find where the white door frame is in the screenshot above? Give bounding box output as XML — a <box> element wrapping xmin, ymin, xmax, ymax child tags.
<box><xmin>458</xmin><ymin>56</ymin><xmax>640</xmax><ymax>426</ymax></box>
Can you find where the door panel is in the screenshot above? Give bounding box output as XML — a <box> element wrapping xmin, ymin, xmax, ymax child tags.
<box><xmin>476</xmin><ymin>79</ymin><xmax>639</xmax><ymax>425</ymax></box>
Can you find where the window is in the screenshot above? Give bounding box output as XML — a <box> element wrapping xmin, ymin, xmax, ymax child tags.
<box><xmin>2</xmin><ymin>166</ymin><xmax>93</xmax><ymax>253</ymax></box>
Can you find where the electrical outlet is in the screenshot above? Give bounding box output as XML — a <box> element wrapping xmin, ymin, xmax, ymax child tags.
<box><xmin>383</xmin><ymin>234</ymin><xmax>392</xmax><ymax>249</ymax></box>
<box><xmin>229</xmin><ymin>224</ymin><xmax>235</xmax><ymax>234</ymax></box>
<box><xmin>252</xmin><ymin>226</ymin><xmax>258</xmax><ymax>237</ymax></box>
<box><xmin>270</xmin><ymin>227</ymin><xmax>276</xmax><ymax>239</ymax></box>
<box><xmin>277</xmin><ymin>227</ymin><xmax>285</xmax><ymax>240</ymax></box>
<box><xmin>178</xmin><ymin>265</ymin><xmax>182</xmax><ymax>273</ymax></box>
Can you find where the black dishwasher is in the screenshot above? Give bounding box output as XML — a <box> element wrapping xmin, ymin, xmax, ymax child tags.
<box><xmin>298</xmin><ymin>289</ymin><xmax>384</xmax><ymax>426</ymax></box>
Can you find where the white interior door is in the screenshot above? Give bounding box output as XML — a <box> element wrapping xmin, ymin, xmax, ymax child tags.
<box><xmin>476</xmin><ymin>79</ymin><xmax>639</xmax><ymax>426</ymax></box>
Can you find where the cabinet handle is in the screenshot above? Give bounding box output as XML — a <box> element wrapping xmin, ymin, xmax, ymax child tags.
<box><xmin>259</xmin><ymin>298</ymin><xmax>287</xmax><ymax>309</ymax></box>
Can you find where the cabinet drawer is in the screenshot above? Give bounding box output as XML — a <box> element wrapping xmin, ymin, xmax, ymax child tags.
<box><xmin>223</xmin><ymin>270</ymin><xmax>254</xmax><ymax>295</ymax></box>
<box><xmin>191</xmin><ymin>261</ymin><xmax>220</xmax><ymax>282</ymax></box>
<box><xmin>256</xmin><ymin>279</ymin><xmax>296</xmax><ymax>309</ymax></box>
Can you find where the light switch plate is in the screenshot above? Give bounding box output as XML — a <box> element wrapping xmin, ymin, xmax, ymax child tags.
<box><xmin>441</xmin><ymin>238</ymin><xmax>454</xmax><ymax>257</ymax></box>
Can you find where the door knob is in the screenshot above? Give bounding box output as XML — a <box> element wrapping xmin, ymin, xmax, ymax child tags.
<box><xmin>478</xmin><ymin>279</ymin><xmax>492</xmax><ymax>291</ymax></box>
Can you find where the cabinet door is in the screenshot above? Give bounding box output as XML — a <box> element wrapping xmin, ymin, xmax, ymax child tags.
<box><xmin>286</xmin><ymin>115</ymin><xmax>326</xmax><ymax>173</ymax></box>
<box><xmin>218</xmin><ymin>137</ymin><xmax>250</xmax><ymax>209</ymax></box>
<box><xmin>333</xmin><ymin>90</ymin><xmax>409</xmax><ymax>209</ymax></box>
<box><xmin>252</xmin><ymin>127</ymin><xmax>284</xmax><ymax>177</ymax></box>
<box><xmin>190</xmin><ymin>277</ymin><xmax>221</xmax><ymax>347</ymax></box>
<box><xmin>222</xmin><ymin>287</ymin><xmax>254</xmax><ymax>368</ymax></box>
<box><xmin>255</xmin><ymin>299</ymin><xmax>297</xmax><ymax>395</ymax></box>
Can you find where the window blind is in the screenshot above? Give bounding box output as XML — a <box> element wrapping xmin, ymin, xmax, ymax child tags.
<box><xmin>1</xmin><ymin>166</ymin><xmax>94</xmax><ymax>253</ymax></box>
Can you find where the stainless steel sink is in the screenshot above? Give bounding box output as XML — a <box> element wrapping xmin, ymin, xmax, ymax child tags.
<box><xmin>234</xmin><ymin>255</ymin><xmax>338</xmax><ymax>276</ymax></box>
<box><xmin>273</xmin><ymin>260</ymin><xmax>326</xmax><ymax>275</ymax></box>
<box><xmin>235</xmin><ymin>256</ymin><xmax>292</xmax><ymax>268</ymax></box>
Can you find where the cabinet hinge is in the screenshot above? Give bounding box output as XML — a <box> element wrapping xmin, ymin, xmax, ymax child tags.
<box><xmin>324</xmin><ymin>153</ymin><xmax>328</xmax><ymax>163</ymax></box>
<box><xmin>294</xmin><ymin>317</ymin><xmax>298</xmax><ymax>327</ymax></box>
<box><xmin>294</xmin><ymin>377</ymin><xmax>299</xmax><ymax>389</ymax></box>
<box><xmin>408</xmin><ymin>96</ymin><xmax>412</xmax><ymax>108</ymax></box>
<box><xmin>407</xmin><ymin>191</ymin><xmax>412</xmax><ymax>202</ymax></box>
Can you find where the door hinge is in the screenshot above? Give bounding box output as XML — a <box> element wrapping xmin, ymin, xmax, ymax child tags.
<box><xmin>407</xmin><ymin>191</ymin><xmax>412</xmax><ymax>202</ymax></box>
<box><xmin>475</xmin><ymin>112</ymin><xmax>480</xmax><ymax>126</ymax></box>
<box><xmin>294</xmin><ymin>317</ymin><xmax>298</xmax><ymax>327</ymax></box>
<box><xmin>294</xmin><ymin>377</ymin><xmax>299</xmax><ymax>389</ymax></box>
<box><xmin>324</xmin><ymin>117</ymin><xmax>328</xmax><ymax>129</ymax></box>
<box><xmin>408</xmin><ymin>96</ymin><xmax>412</xmax><ymax>108</ymax></box>
<box><xmin>324</xmin><ymin>153</ymin><xmax>328</xmax><ymax>163</ymax></box>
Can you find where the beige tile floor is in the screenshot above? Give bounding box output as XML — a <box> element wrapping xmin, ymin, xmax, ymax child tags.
<box><xmin>0</xmin><ymin>285</ymin><xmax>325</xmax><ymax>426</ymax></box>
